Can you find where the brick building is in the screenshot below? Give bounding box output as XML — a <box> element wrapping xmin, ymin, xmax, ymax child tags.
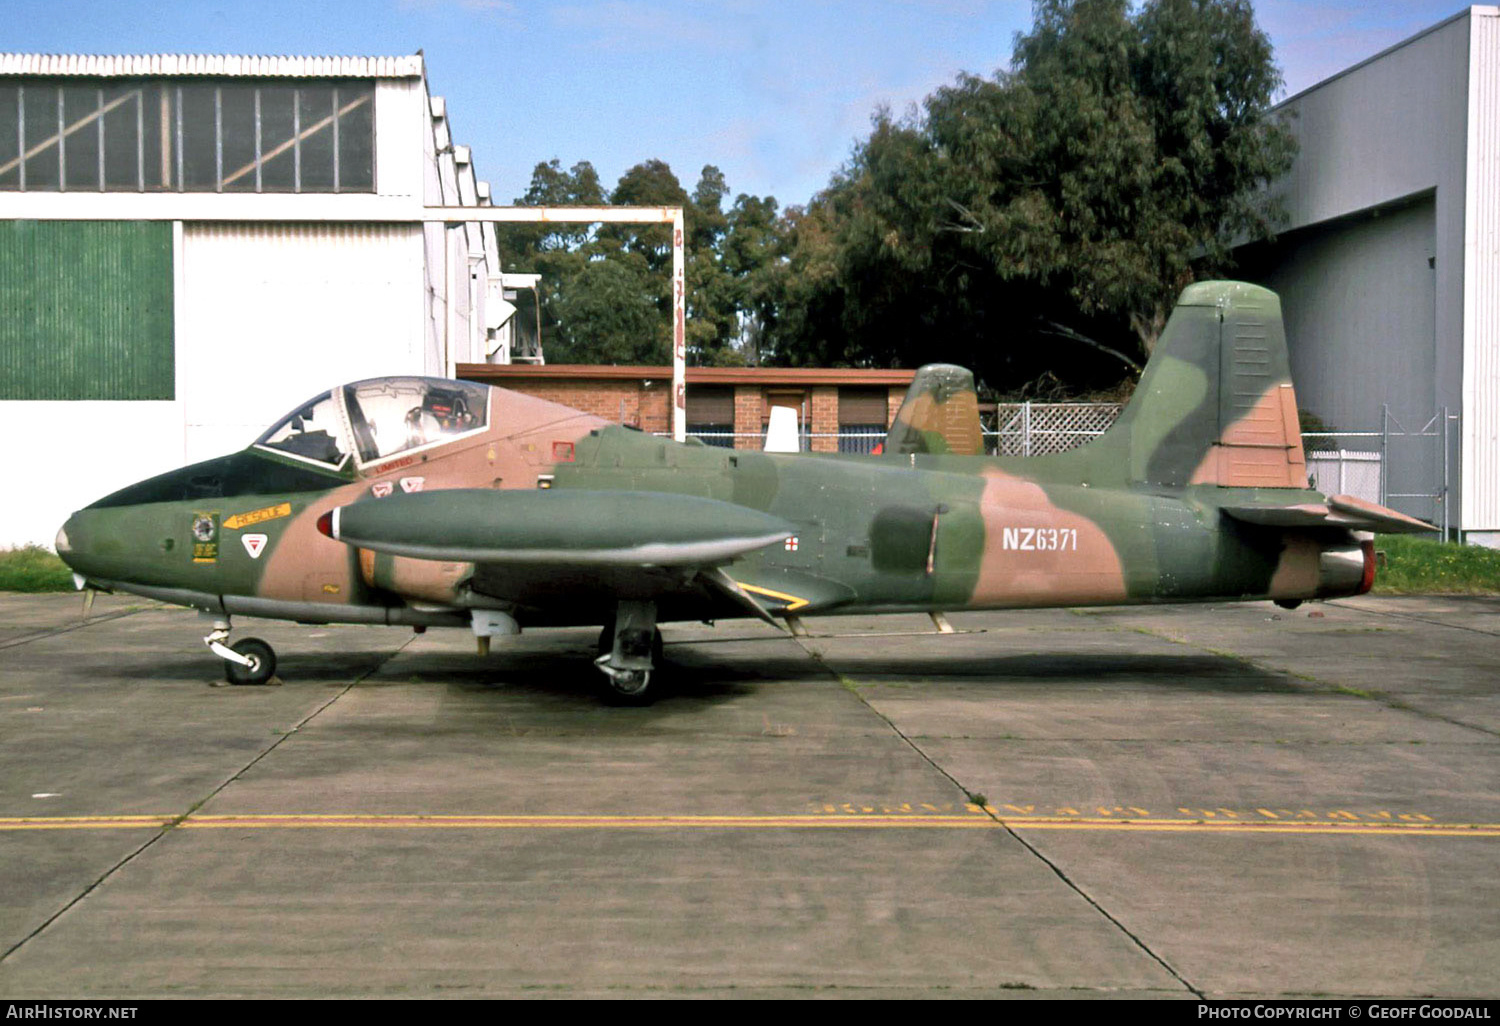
<box><xmin>456</xmin><ymin>364</ymin><xmax>916</xmax><ymax>453</ymax></box>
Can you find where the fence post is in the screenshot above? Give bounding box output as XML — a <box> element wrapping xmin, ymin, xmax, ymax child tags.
<box><xmin>1442</xmin><ymin>406</ymin><xmax>1450</xmax><ymax>541</ymax></box>
<box><xmin>1022</xmin><ymin>401</ymin><xmax>1032</xmax><ymax>458</ymax></box>
<box><xmin>1380</xmin><ymin>404</ymin><xmax>1389</xmax><ymax>507</ymax></box>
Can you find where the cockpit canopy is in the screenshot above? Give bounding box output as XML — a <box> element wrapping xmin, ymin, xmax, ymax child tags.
<box><xmin>255</xmin><ymin>377</ymin><xmax>490</xmax><ymax>470</ymax></box>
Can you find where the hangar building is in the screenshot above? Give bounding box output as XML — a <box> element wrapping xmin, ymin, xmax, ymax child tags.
<box><xmin>0</xmin><ymin>54</ymin><xmax>516</xmax><ymax>547</ymax></box>
<box><xmin>1239</xmin><ymin>5</ymin><xmax>1500</xmax><ymax>545</ymax></box>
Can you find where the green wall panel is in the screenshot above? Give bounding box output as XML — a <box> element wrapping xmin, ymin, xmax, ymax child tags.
<box><xmin>0</xmin><ymin>220</ymin><xmax>174</xmax><ymax>400</ymax></box>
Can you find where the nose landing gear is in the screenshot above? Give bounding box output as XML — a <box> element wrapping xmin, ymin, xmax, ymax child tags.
<box><xmin>203</xmin><ymin>616</ymin><xmax>278</xmax><ymax>686</ymax></box>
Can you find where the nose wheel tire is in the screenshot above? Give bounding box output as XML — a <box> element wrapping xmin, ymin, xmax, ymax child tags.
<box><xmin>224</xmin><ymin>637</ymin><xmax>277</xmax><ymax>686</ymax></box>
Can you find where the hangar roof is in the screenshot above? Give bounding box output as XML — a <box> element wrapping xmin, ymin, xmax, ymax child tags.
<box><xmin>0</xmin><ymin>53</ymin><xmax>424</xmax><ymax>79</ymax></box>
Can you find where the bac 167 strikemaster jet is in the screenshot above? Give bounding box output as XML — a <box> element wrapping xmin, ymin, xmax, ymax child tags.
<box><xmin>56</xmin><ymin>282</ymin><xmax>1431</xmax><ymax>703</ymax></box>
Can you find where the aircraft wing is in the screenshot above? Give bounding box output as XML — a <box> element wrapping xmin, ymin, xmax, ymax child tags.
<box><xmin>1220</xmin><ymin>493</ymin><xmax>1435</xmax><ymax>534</ymax></box>
<box><xmin>321</xmin><ymin>489</ymin><xmax>801</xmax><ymax>619</ymax></box>
<box><xmin>325</xmin><ymin>489</ymin><xmax>793</xmax><ymax>565</ymax></box>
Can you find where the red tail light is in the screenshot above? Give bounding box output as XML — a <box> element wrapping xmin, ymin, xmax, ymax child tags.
<box><xmin>316</xmin><ymin>510</ymin><xmax>335</xmax><ymax>539</ymax></box>
<box><xmin>1358</xmin><ymin>539</ymin><xmax>1376</xmax><ymax>595</ymax></box>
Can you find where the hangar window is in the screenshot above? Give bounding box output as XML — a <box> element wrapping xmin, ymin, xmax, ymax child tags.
<box><xmin>0</xmin><ymin>79</ymin><xmax>375</xmax><ymax>193</ymax></box>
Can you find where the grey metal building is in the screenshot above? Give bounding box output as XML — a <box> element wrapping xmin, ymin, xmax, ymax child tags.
<box><xmin>1238</xmin><ymin>5</ymin><xmax>1500</xmax><ymax>545</ymax></box>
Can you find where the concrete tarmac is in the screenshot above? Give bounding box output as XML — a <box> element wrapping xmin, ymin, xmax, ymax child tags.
<box><xmin>0</xmin><ymin>592</ymin><xmax>1496</xmax><ymax>998</ymax></box>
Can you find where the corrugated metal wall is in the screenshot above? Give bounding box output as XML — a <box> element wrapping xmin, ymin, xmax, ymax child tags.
<box><xmin>1245</xmin><ymin>199</ymin><xmax>1439</xmax><ymax>522</ymax></box>
<box><xmin>1252</xmin><ymin>9</ymin><xmax>1480</xmax><ymax>531</ymax></box>
<box><xmin>1465</xmin><ymin>10</ymin><xmax>1500</xmax><ymax>534</ymax></box>
<box><xmin>0</xmin><ymin>220</ymin><xmax>173</xmax><ymax>400</ymax></box>
<box><xmin>1252</xmin><ymin>199</ymin><xmax>1438</xmax><ymax>428</ymax></box>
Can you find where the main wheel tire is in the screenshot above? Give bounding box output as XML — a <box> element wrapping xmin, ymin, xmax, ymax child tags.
<box><xmin>225</xmin><ymin>637</ymin><xmax>276</xmax><ymax>686</ymax></box>
<box><xmin>596</xmin><ymin>626</ymin><xmax>665</xmax><ymax>705</ymax></box>
<box><xmin>608</xmin><ymin>669</ymin><xmax>653</xmax><ymax>699</ymax></box>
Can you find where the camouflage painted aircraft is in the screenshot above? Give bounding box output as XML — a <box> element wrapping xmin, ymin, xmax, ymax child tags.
<box><xmin>56</xmin><ymin>282</ymin><xmax>1430</xmax><ymax>702</ymax></box>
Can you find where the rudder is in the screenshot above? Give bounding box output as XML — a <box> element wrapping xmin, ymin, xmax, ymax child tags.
<box><xmin>1103</xmin><ymin>281</ymin><xmax>1308</xmax><ymax>490</ymax></box>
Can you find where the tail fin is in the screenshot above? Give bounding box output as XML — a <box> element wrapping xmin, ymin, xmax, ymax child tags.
<box><xmin>884</xmin><ymin>364</ymin><xmax>984</xmax><ymax>456</ymax></box>
<box><xmin>1102</xmin><ymin>281</ymin><xmax>1308</xmax><ymax>489</ymax></box>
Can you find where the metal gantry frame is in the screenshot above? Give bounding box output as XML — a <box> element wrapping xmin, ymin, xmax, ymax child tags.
<box><xmin>423</xmin><ymin>205</ymin><xmax>687</xmax><ymax>442</ymax></box>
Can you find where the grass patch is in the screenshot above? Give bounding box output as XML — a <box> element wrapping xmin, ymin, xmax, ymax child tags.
<box><xmin>0</xmin><ymin>545</ymin><xmax>75</xmax><ymax>593</ymax></box>
<box><xmin>1373</xmin><ymin>534</ymin><xmax>1500</xmax><ymax>595</ymax></box>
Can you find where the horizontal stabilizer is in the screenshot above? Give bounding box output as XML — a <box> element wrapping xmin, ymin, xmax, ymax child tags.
<box><xmin>324</xmin><ymin>489</ymin><xmax>793</xmax><ymax>565</ymax></box>
<box><xmin>1222</xmin><ymin>493</ymin><xmax>1434</xmax><ymax>534</ymax></box>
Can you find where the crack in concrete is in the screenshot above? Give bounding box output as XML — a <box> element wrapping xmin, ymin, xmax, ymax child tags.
<box><xmin>1329</xmin><ymin>599</ymin><xmax>1500</xmax><ymax>639</ymax></box>
<box><xmin>1125</xmin><ymin>621</ymin><xmax>1500</xmax><ymax>741</ymax></box>
<box><xmin>0</xmin><ymin>607</ymin><xmax>151</xmax><ymax>651</ymax></box>
<box><xmin>0</xmin><ymin>636</ymin><xmax>416</xmax><ymax>969</ymax></box>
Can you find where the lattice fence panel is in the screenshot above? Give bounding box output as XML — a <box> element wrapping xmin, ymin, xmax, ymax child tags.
<box><xmin>988</xmin><ymin>403</ymin><xmax>1123</xmax><ymax>456</ymax></box>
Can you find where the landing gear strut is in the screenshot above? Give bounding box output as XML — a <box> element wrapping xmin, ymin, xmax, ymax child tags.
<box><xmin>594</xmin><ymin>600</ymin><xmax>663</xmax><ymax>704</ymax></box>
<box><xmin>203</xmin><ymin>615</ymin><xmax>278</xmax><ymax>686</ymax></box>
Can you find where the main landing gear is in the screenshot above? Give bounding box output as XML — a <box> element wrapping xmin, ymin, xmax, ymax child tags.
<box><xmin>594</xmin><ymin>600</ymin><xmax>664</xmax><ymax>704</ymax></box>
<box><xmin>203</xmin><ymin>615</ymin><xmax>278</xmax><ymax>686</ymax></box>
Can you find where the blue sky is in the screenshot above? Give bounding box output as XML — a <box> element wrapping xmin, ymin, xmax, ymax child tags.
<box><xmin>2</xmin><ymin>0</ymin><xmax>1474</xmax><ymax>208</ymax></box>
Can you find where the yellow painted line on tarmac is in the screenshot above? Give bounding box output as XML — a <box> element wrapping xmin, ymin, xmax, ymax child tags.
<box><xmin>0</xmin><ymin>816</ymin><xmax>175</xmax><ymax>829</ymax></box>
<box><xmin>0</xmin><ymin>813</ymin><xmax>1497</xmax><ymax>837</ymax></box>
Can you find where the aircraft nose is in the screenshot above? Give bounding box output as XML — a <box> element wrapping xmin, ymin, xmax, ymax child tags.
<box><xmin>54</xmin><ymin>509</ymin><xmax>115</xmax><ymax>580</ymax></box>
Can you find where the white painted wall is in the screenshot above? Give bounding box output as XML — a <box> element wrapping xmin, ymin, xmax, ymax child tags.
<box><xmin>6</xmin><ymin>402</ymin><xmax>187</xmax><ymax>548</ymax></box>
<box><xmin>176</xmin><ymin>222</ymin><xmax>426</xmax><ymax>462</ymax></box>
<box><xmin>1464</xmin><ymin>8</ymin><xmax>1500</xmax><ymax>537</ymax></box>
<box><xmin>374</xmin><ymin>77</ymin><xmax>424</xmax><ymax>201</ymax></box>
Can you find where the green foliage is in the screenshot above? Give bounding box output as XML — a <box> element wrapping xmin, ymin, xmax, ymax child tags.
<box><xmin>547</xmin><ymin>258</ymin><xmax>665</xmax><ymax>364</ymax></box>
<box><xmin>499</xmin><ymin>158</ymin><xmax>783</xmax><ymax>367</ymax></box>
<box><xmin>1298</xmin><ymin>408</ymin><xmax>1339</xmax><ymax>453</ymax></box>
<box><xmin>1373</xmin><ymin>535</ymin><xmax>1500</xmax><ymax>595</ymax></box>
<box><xmin>759</xmin><ymin>0</ymin><xmax>1295</xmax><ymax>392</ymax></box>
<box><xmin>498</xmin><ymin>1</ymin><xmax>1292</xmax><ymax>386</ymax></box>
<box><xmin>0</xmin><ymin>545</ymin><xmax>75</xmax><ymax>592</ymax></box>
